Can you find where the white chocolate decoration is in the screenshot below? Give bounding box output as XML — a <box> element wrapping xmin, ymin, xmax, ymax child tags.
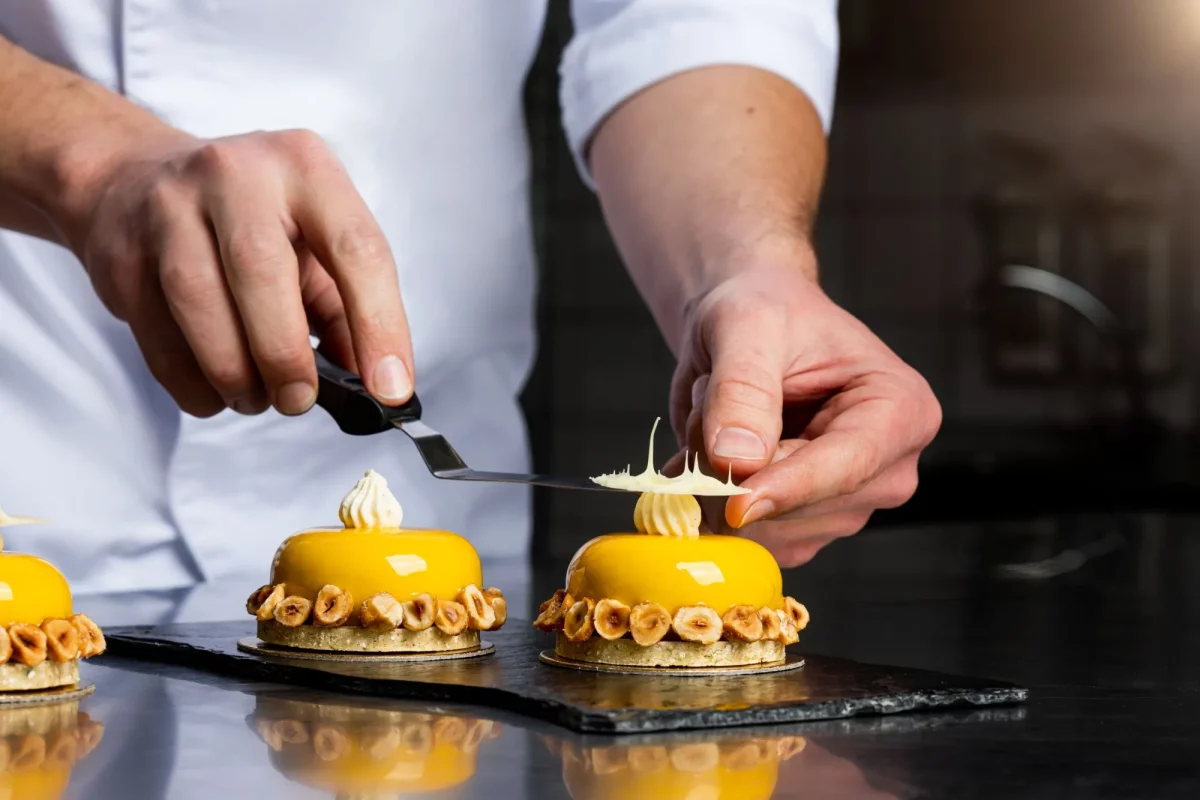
<box><xmin>338</xmin><ymin>470</ymin><xmax>404</xmax><ymax>529</ymax></box>
<box><xmin>0</xmin><ymin>504</ymin><xmax>42</xmax><ymax>527</ymax></box>
<box><xmin>590</xmin><ymin>418</ymin><xmax>749</xmax><ymax>496</ymax></box>
<box><xmin>634</xmin><ymin>492</ymin><xmax>702</xmax><ymax>537</ymax></box>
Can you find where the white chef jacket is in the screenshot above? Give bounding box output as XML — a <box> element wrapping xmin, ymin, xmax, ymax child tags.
<box><xmin>0</xmin><ymin>1</ymin><xmax>838</xmax><ymax>596</ymax></box>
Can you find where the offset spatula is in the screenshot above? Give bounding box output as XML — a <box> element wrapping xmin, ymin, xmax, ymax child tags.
<box><xmin>313</xmin><ymin>350</ymin><xmax>613</xmax><ymax>491</ymax></box>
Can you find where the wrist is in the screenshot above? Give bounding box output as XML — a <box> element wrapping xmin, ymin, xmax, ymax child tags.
<box><xmin>704</xmin><ymin>226</ymin><xmax>819</xmax><ymax>286</ymax></box>
<box><xmin>0</xmin><ymin>39</ymin><xmax>193</xmax><ymax>250</ymax></box>
<box><xmin>672</xmin><ymin>230</ymin><xmax>819</xmax><ymax>349</ymax></box>
<box><xmin>47</xmin><ymin>125</ymin><xmax>195</xmax><ymax>253</ymax></box>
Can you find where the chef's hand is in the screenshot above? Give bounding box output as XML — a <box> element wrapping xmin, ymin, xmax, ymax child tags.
<box><xmin>67</xmin><ymin>130</ymin><xmax>413</xmax><ymax>417</ymax></box>
<box><xmin>665</xmin><ymin>262</ymin><xmax>941</xmax><ymax>567</ymax></box>
<box><xmin>585</xmin><ymin>65</ymin><xmax>937</xmax><ymax>564</ymax></box>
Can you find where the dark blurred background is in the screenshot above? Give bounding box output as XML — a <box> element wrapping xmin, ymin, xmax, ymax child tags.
<box><xmin>521</xmin><ymin>0</ymin><xmax>1200</xmax><ymax>561</ymax></box>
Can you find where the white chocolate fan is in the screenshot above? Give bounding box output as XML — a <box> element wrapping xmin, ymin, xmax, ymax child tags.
<box><xmin>0</xmin><ymin>504</ymin><xmax>43</xmax><ymax>527</ymax></box>
<box><xmin>0</xmin><ymin>504</ymin><xmax>44</xmax><ymax>550</ymax></box>
<box><xmin>591</xmin><ymin>418</ymin><xmax>749</xmax><ymax>496</ymax></box>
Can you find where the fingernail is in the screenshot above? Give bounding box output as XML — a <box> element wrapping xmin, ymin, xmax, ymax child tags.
<box><xmin>691</xmin><ymin>375</ymin><xmax>710</xmax><ymax>408</ymax></box>
<box><xmin>739</xmin><ymin>498</ymin><xmax>776</xmax><ymax>527</ymax></box>
<box><xmin>714</xmin><ymin>427</ymin><xmax>767</xmax><ymax>460</ymax></box>
<box><xmin>373</xmin><ymin>355</ymin><xmax>412</xmax><ymax>402</ymax></box>
<box><xmin>276</xmin><ymin>382</ymin><xmax>316</xmax><ymax>416</ymax></box>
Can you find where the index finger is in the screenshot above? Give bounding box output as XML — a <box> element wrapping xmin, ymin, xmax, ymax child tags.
<box><xmin>725</xmin><ymin>386</ymin><xmax>911</xmax><ymax>527</ymax></box>
<box><xmin>286</xmin><ymin>135</ymin><xmax>414</xmax><ymax>404</ymax></box>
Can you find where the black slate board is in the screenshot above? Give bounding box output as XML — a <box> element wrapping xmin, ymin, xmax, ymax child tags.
<box><xmin>102</xmin><ymin>620</ymin><xmax>1027</xmax><ymax>734</ymax></box>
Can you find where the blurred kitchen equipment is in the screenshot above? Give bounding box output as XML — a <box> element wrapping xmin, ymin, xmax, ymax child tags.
<box><xmin>1073</xmin><ymin>132</ymin><xmax>1182</xmax><ymax>384</ymax></box>
<box><xmin>974</xmin><ymin>137</ymin><xmax>1070</xmax><ymax>383</ymax></box>
<box><xmin>974</xmin><ymin>133</ymin><xmax>1180</xmax><ymax>443</ymax></box>
<box><xmin>994</xmin><ymin>264</ymin><xmax>1154</xmax><ymax>438</ymax></box>
<box><xmin>313</xmin><ymin>349</ymin><xmax>614</xmax><ymax>492</ymax></box>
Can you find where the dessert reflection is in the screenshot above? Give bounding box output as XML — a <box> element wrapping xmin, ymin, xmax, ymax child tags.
<box><xmin>247</xmin><ymin>690</ymin><xmax>502</xmax><ymax>798</ymax></box>
<box><xmin>0</xmin><ymin>701</ymin><xmax>105</xmax><ymax>800</ymax></box>
<box><xmin>542</xmin><ymin>728</ymin><xmax>898</xmax><ymax>800</ymax></box>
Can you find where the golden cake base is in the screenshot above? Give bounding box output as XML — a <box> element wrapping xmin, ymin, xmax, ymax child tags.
<box><xmin>237</xmin><ymin>637</ymin><xmax>495</xmax><ymax>664</ymax></box>
<box><xmin>0</xmin><ymin>680</ymin><xmax>95</xmax><ymax>707</ymax></box>
<box><xmin>539</xmin><ymin>651</ymin><xmax>805</xmax><ymax>677</ymax></box>
<box><xmin>0</xmin><ymin>659</ymin><xmax>81</xmax><ymax>692</ymax></box>
<box><xmin>257</xmin><ymin>620</ymin><xmax>481</xmax><ymax>653</ymax></box>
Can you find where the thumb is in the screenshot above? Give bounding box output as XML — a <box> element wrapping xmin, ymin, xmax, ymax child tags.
<box><xmin>702</xmin><ymin>331</ymin><xmax>785</xmax><ymax>478</ymax></box>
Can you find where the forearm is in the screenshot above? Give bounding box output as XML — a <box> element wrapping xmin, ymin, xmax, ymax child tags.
<box><xmin>0</xmin><ymin>35</ymin><xmax>185</xmax><ymax>248</ymax></box>
<box><xmin>589</xmin><ymin>65</ymin><xmax>827</xmax><ymax>353</ymax></box>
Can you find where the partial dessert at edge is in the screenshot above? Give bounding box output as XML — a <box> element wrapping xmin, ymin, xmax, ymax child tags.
<box><xmin>246</xmin><ymin>470</ymin><xmax>506</xmax><ymax>654</ymax></box>
<box><xmin>0</xmin><ymin>506</ymin><xmax>106</xmax><ymax>693</ymax></box>
<box><xmin>535</xmin><ymin>425</ymin><xmax>809</xmax><ymax>669</ymax></box>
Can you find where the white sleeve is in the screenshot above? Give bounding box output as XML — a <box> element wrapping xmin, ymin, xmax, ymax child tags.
<box><xmin>560</xmin><ymin>0</ymin><xmax>840</xmax><ymax>188</ymax></box>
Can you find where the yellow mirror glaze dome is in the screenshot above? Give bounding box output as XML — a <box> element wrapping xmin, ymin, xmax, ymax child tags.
<box><xmin>565</xmin><ymin>534</ymin><xmax>783</xmax><ymax>616</ymax></box>
<box><xmin>272</xmin><ymin>735</ymin><xmax>477</xmax><ymax>795</ymax></box>
<box><xmin>562</xmin><ymin>750</ymin><xmax>779</xmax><ymax>800</ymax></box>
<box><xmin>271</xmin><ymin>528</ymin><xmax>482</xmax><ymax>604</ymax></box>
<box><xmin>0</xmin><ymin>550</ymin><xmax>73</xmax><ymax>627</ymax></box>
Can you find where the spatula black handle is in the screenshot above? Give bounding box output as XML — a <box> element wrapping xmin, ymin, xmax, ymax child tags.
<box><xmin>313</xmin><ymin>349</ymin><xmax>422</xmax><ymax>435</ymax></box>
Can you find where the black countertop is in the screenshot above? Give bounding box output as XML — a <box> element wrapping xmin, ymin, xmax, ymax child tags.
<box><xmin>42</xmin><ymin>512</ymin><xmax>1200</xmax><ymax>798</ymax></box>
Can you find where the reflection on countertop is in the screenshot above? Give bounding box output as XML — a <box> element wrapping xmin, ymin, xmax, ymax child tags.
<box><xmin>237</xmin><ymin>684</ymin><xmax>940</xmax><ymax>800</ymax></box>
<box><xmin>46</xmin><ymin>661</ymin><xmax>1034</xmax><ymax>799</ymax></box>
<box><xmin>540</xmin><ymin>727</ymin><xmax>888</xmax><ymax>800</ymax></box>
<box><xmin>248</xmin><ymin>690</ymin><xmax>502</xmax><ymax>798</ymax></box>
<box><xmin>0</xmin><ymin>700</ymin><xmax>104</xmax><ymax>800</ymax></box>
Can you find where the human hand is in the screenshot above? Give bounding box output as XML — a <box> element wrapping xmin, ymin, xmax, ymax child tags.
<box><xmin>65</xmin><ymin>129</ymin><xmax>412</xmax><ymax>417</ymax></box>
<box><xmin>666</xmin><ymin>254</ymin><xmax>941</xmax><ymax>566</ymax></box>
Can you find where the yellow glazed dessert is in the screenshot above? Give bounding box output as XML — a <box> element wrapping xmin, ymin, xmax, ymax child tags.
<box><xmin>0</xmin><ymin>509</ymin><xmax>106</xmax><ymax>692</ymax></box>
<box><xmin>550</xmin><ymin>732</ymin><xmax>806</xmax><ymax>800</ymax></box>
<box><xmin>251</xmin><ymin>693</ymin><xmax>499</xmax><ymax>797</ymax></box>
<box><xmin>565</xmin><ymin>532</ymin><xmax>785</xmax><ymax>615</ymax></box>
<box><xmin>247</xmin><ymin>470</ymin><xmax>506</xmax><ymax>653</ymax></box>
<box><xmin>537</xmin><ymin>427</ymin><xmax>809</xmax><ymax>668</ymax></box>
<box><xmin>0</xmin><ymin>701</ymin><xmax>105</xmax><ymax>800</ymax></box>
